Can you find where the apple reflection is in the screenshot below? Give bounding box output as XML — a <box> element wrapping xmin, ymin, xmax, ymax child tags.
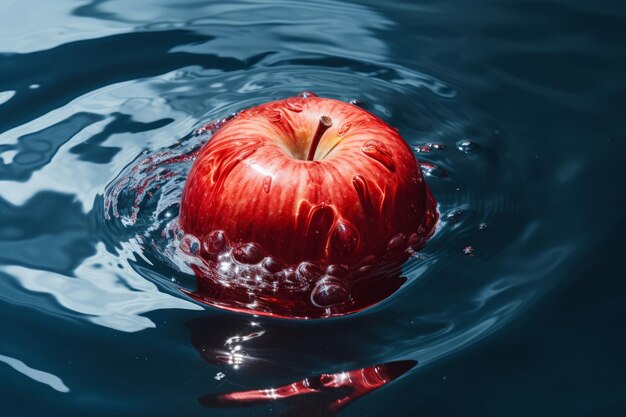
<box><xmin>187</xmin><ymin>316</ymin><xmax>416</xmax><ymax>416</ymax></box>
<box><xmin>200</xmin><ymin>360</ymin><xmax>416</xmax><ymax>416</ymax></box>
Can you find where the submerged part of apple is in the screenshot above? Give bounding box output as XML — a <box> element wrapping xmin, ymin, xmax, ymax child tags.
<box><xmin>179</xmin><ymin>93</ymin><xmax>438</xmax><ymax>318</ymax></box>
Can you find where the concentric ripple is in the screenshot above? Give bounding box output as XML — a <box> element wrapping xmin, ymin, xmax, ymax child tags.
<box><xmin>95</xmin><ymin>51</ymin><xmax>565</xmax><ymax>375</ymax></box>
<box><xmin>0</xmin><ymin>0</ymin><xmax>596</xmax><ymax>415</ymax></box>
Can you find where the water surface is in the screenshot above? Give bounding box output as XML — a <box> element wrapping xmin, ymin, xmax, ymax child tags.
<box><xmin>1</xmin><ymin>0</ymin><xmax>625</xmax><ymax>416</ymax></box>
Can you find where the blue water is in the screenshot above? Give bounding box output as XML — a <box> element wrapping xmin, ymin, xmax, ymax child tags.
<box><xmin>1</xmin><ymin>0</ymin><xmax>625</xmax><ymax>415</ymax></box>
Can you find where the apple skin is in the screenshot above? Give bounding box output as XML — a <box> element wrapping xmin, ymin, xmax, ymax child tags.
<box><xmin>179</xmin><ymin>94</ymin><xmax>437</xmax><ymax>318</ymax></box>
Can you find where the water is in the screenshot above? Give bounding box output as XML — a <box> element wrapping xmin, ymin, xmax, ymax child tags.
<box><xmin>1</xmin><ymin>1</ymin><xmax>625</xmax><ymax>416</ymax></box>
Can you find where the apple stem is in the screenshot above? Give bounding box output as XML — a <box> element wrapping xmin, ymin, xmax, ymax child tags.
<box><xmin>307</xmin><ymin>116</ymin><xmax>333</xmax><ymax>161</ymax></box>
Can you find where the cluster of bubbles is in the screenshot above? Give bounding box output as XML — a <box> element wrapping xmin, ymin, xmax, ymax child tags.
<box><xmin>164</xmin><ymin>220</ymin><xmax>412</xmax><ymax>318</ymax></box>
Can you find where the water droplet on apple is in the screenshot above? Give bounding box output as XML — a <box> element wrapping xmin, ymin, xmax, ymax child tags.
<box><xmin>285</xmin><ymin>100</ymin><xmax>303</xmax><ymax>113</ymax></box>
<box><xmin>233</xmin><ymin>242</ymin><xmax>265</xmax><ymax>264</ymax></box>
<box><xmin>262</xmin><ymin>257</ymin><xmax>284</xmax><ymax>273</ymax></box>
<box><xmin>203</xmin><ymin>230</ymin><xmax>227</xmax><ymax>255</ymax></box>
<box><xmin>276</xmin><ymin>268</ymin><xmax>299</xmax><ymax>286</ymax></box>
<box><xmin>326</xmin><ymin>264</ymin><xmax>350</xmax><ymax>278</ymax></box>
<box><xmin>297</xmin><ymin>262</ymin><xmax>324</xmax><ymax>282</ymax></box>
<box><xmin>338</xmin><ymin>123</ymin><xmax>352</xmax><ymax>136</ymax></box>
<box><xmin>456</xmin><ymin>140</ymin><xmax>478</xmax><ymax>153</ymax></box>
<box><xmin>408</xmin><ymin>232</ymin><xmax>421</xmax><ymax>245</ymax></box>
<box><xmin>361</xmin><ymin>140</ymin><xmax>396</xmax><ymax>172</ymax></box>
<box><xmin>355</xmin><ymin>255</ymin><xmax>377</xmax><ymax>274</ymax></box>
<box><xmin>297</xmin><ymin>91</ymin><xmax>317</xmax><ymax>98</ymax></box>
<box><xmin>421</xmin><ymin>162</ymin><xmax>448</xmax><ymax>179</ymax></box>
<box><xmin>362</xmin><ymin>255</ymin><xmax>377</xmax><ymax>265</ymax></box>
<box><xmin>330</xmin><ymin>222</ymin><xmax>359</xmax><ymax>256</ymax></box>
<box><xmin>263</xmin><ymin>176</ymin><xmax>272</xmax><ymax>193</ymax></box>
<box><xmin>267</xmin><ymin>110</ymin><xmax>282</xmax><ymax>123</ymax></box>
<box><xmin>408</xmin><ymin>232</ymin><xmax>425</xmax><ymax>251</ymax></box>
<box><xmin>387</xmin><ymin>233</ymin><xmax>408</xmax><ymax>254</ymax></box>
<box><xmin>310</xmin><ymin>278</ymin><xmax>350</xmax><ymax>308</ymax></box>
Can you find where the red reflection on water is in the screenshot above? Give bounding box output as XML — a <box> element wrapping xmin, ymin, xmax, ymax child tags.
<box><xmin>200</xmin><ymin>360</ymin><xmax>416</xmax><ymax>415</ymax></box>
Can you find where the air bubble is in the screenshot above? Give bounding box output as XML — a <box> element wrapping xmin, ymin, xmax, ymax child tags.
<box><xmin>456</xmin><ymin>140</ymin><xmax>478</xmax><ymax>153</ymax></box>
<box><xmin>356</xmin><ymin>255</ymin><xmax>377</xmax><ymax>274</ymax></box>
<box><xmin>387</xmin><ymin>233</ymin><xmax>408</xmax><ymax>254</ymax></box>
<box><xmin>233</xmin><ymin>243</ymin><xmax>265</xmax><ymax>264</ymax></box>
<box><xmin>479</xmin><ymin>223</ymin><xmax>488</xmax><ymax>230</ymax></box>
<box><xmin>203</xmin><ymin>230</ymin><xmax>227</xmax><ymax>255</ymax></box>
<box><xmin>310</xmin><ymin>278</ymin><xmax>350</xmax><ymax>307</ymax></box>
<box><xmin>180</xmin><ymin>234</ymin><xmax>200</xmax><ymax>255</ymax></box>
<box><xmin>330</xmin><ymin>222</ymin><xmax>359</xmax><ymax>256</ymax></box>
<box><xmin>297</xmin><ymin>262</ymin><xmax>324</xmax><ymax>281</ymax></box>
<box><xmin>416</xmin><ymin>143</ymin><xmax>445</xmax><ymax>153</ymax></box>
<box><xmin>262</xmin><ymin>257</ymin><xmax>284</xmax><ymax>273</ymax></box>
<box><xmin>297</xmin><ymin>91</ymin><xmax>317</xmax><ymax>98</ymax></box>
<box><xmin>408</xmin><ymin>233</ymin><xmax>421</xmax><ymax>245</ymax></box>
<box><xmin>348</xmin><ymin>99</ymin><xmax>364</xmax><ymax>107</ymax></box>
<box><xmin>408</xmin><ymin>232</ymin><xmax>425</xmax><ymax>251</ymax></box>
<box><xmin>326</xmin><ymin>264</ymin><xmax>349</xmax><ymax>278</ymax></box>
<box><xmin>362</xmin><ymin>255</ymin><xmax>377</xmax><ymax>265</ymax></box>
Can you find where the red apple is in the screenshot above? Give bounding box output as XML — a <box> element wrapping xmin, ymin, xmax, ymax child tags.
<box><xmin>179</xmin><ymin>93</ymin><xmax>437</xmax><ymax>318</ymax></box>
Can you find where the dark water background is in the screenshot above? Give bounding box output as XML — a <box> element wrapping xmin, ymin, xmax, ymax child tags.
<box><xmin>1</xmin><ymin>0</ymin><xmax>625</xmax><ymax>416</ymax></box>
